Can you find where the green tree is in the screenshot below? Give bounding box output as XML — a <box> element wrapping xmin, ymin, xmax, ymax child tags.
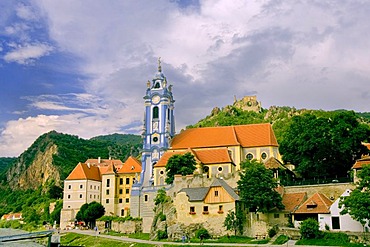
<box><xmin>224</xmin><ymin>209</ymin><xmax>244</xmax><ymax>236</ymax></box>
<box><xmin>300</xmin><ymin>218</ymin><xmax>320</xmax><ymax>239</ymax></box>
<box><xmin>154</xmin><ymin>188</ymin><xmax>169</xmax><ymax>214</ymax></box>
<box><xmin>165</xmin><ymin>152</ymin><xmax>196</xmax><ymax>184</ymax></box>
<box><xmin>237</xmin><ymin>159</ymin><xmax>284</xmax><ymax>213</ymax></box>
<box><xmin>50</xmin><ymin>200</ymin><xmax>63</xmax><ymax>224</ymax></box>
<box><xmin>340</xmin><ymin>164</ymin><xmax>370</xmax><ymax>227</ymax></box>
<box><xmin>280</xmin><ymin>112</ymin><xmax>369</xmax><ymax>178</ymax></box>
<box><xmin>76</xmin><ymin>202</ymin><xmax>105</xmax><ymax>228</ymax></box>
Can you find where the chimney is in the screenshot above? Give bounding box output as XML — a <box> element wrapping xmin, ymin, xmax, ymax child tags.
<box><xmin>87</xmin><ymin>163</ymin><xmax>90</xmax><ymax>168</ymax></box>
<box><xmin>98</xmin><ymin>157</ymin><xmax>101</xmax><ymax>163</ymax></box>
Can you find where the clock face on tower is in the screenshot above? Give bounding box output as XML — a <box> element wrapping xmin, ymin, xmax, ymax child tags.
<box><xmin>152</xmin><ymin>95</ymin><xmax>160</xmax><ymax>104</ymax></box>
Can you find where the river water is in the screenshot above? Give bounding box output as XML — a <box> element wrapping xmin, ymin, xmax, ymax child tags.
<box><xmin>0</xmin><ymin>228</ymin><xmax>44</xmax><ymax>246</ymax></box>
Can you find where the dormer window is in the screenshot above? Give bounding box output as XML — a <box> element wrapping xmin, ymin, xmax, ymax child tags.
<box><xmin>154</xmin><ymin>81</ymin><xmax>161</xmax><ymax>88</ymax></box>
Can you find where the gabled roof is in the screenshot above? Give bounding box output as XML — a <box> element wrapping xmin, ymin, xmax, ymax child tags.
<box><xmin>117</xmin><ymin>156</ymin><xmax>142</xmax><ymax>173</ymax></box>
<box><xmin>193</xmin><ymin>148</ymin><xmax>233</xmax><ymax>164</ymax></box>
<box><xmin>66</xmin><ymin>162</ymin><xmax>101</xmax><ymax>181</ymax></box>
<box><xmin>282</xmin><ymin>192</ymin><xmax>307</xmax><ymax>212</ymax></box>
<box><xmin>352</xmin><ymin>156</ymin><xmax>370</xmax><ymax>169</ymax></box>
<box><xmin>179</xmin><ymin>178</ymin><xmax>239</xmax><ymax>202</ymax></box>
<box><xmin>264</xmin><ymin>157</ymin><xmax>285</xmax><ymax>170</ymax></box>
<box><xmin>179</xmin><ymin>187</ymin><xmax>209</xmax><ymax>201</ymax></box>
<box><xmin>294</xmin><ymin>193</ymin><xmax>333</xmax><ymax>214</ymax></box>
<box><xmin>210</xmin><ymin>178</ymin><xmax>239</xmax><ymax>200</ymax></box>
<box><xmin>170</xmin><ymin>123</ymin><xmax>278</xmax><ymax>149</ymax></box>
<box><xmin>101</xmin><ymin>163</ymin><xmax>116</xmax><ymax>175</ymax></box>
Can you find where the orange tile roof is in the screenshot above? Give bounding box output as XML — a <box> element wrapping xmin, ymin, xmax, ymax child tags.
<box><xmin>170</xmin><ymin>124</ymin><xmax>278</xmax><ymax>149</ymax></box>
<box><xmin>193</xmin><ymin>148</ymin><xmax>232</xmax><ymax>164</ymax></box>
<box><xmin>234</xmin><ymin>124</ymin><xmax>278</xmax><ymax>147</ymax></box>
<box><xmin>363</xmin><ymin>143</ymin><xmax>370</xmax><ymax>150</ymax></box>
<box><xmin>282</xmin><ymin>192</ymin><xmax>307</xmax><ymax>212</ymax></box>
<box><xmin>118</xmin><ymin>156</ymin><xmax>142</xmax><ymax>173</ymax></box>
<box><xmin>85</xmin><ymin>158</ymin><xmax>123</xmax><ymax>169</ymax></box>
<box><xmin>352</xmin><ymin>156</ymin><xmax>370</xmax><ymax>169</ymax></box>
<box><xmin>66</xmin><ymin>162</ymin><xmax>101</xmax><ymax>181</ymax></box>
<box><xmin>155</xmin><ymin>151</ymin><xmax>187</xmax><ymax>167</ymax></box>
<box><xmin>294</xmin><ymin>193</ymin><xmax>333</xmax><ymax>214</ymax></box>
<box><xmin>101</xmin><ymin>163</ymin><xmax>116</xmax><ymax>175</ymax></box>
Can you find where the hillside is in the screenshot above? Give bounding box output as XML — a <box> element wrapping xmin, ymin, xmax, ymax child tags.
<box><xmin>188</xmin><ymin>104</ymin><xmax>370</xmax><ymax>144</ymax></box>
<box><xmin>1</xmin><ymin>131</ymin><xmax>141</xmax><ymax>190</ymax></box>
<box><xmin>0</xmin><ymin>131</ymin><xmax>142</xmax><ymax>219</ymax></box>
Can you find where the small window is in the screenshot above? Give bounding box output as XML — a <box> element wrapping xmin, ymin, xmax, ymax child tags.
<box><xmin>119</xmin><ymin>189</ymin><xmax>123</xmax><ymax>194</ymax></box>
<box><xmin>246</xmin><ymin>153</ymin><xmax>254</xmax><ymax>160</ymax></box>
<box><xmin>284</xmin><ymin>214</ymin><xmax>290</xmax><ymax>218</ymax></box>
<box><xmin>261</xmin><ymin>152</ymin><xmax>267</xmax><ymax>160</ymax></box>
<box><xmin>120</xmin><ymin>178</ymin><xmax>123</xmax><ymax>185</ymax></box>
<box><xmin>203</xmin><ymin>206</ymin><xmax>208</xmax><ymax>212</ymax></box>
<box><xmin>126</xmin><ymin>178</ymin><xmax>130</xmax><ymax>185</ymax></box>
<box><xmin>98</xmin><ymin>195</ymin><xmax>99</xmax><ymax>199</ymax></box>
<box><xmin>94</xmin><ymin>185</ymin><xmax>96</xmax><ymax>190</ymax></box>
<box><xmin>90</xmin><ymin>194</ymin><xmax>92</xmax><ymax>199</ymax></box>
<box><xmin>215</xmin><ymin>191</ymin><xmax>219</xmax><ymax>197</ymax></box>
<box><xmin>79</xmin><ymin>194</ymin><xmax>82</xmax><ymax>199</ymax></box>
<box><xmin>119</xmin><ymin>198</ymin><xmax>123</xmax><ymax>203</ymax></box>
<box><xmin>332</xmin><ymin>216</ymin><xmax>340</xmax><ymax>230</ymax></box>
<box><xmin>218</xmin><ymin>205</ymin><xmax>223</xmax><ymax>213</ymax></box>
<box><xmin>126</xmin><ymin>189</ymin><xmax>130</xmax><ymax>194</ymax></box>
<box><xmin>106</xmin><ymin>199</ymin><xmax>109</xmax><ymax>204</ymax></box>
<box><xmin>98</xmin><ymin>186</ymin><xmax>99</xmax><ymax>190</ymax></box>
<box><xmin>153</xmin><ymin>106</ymin><xmax>159</xmax><ymax>119</ymax></box>
<box><xmin>106</xmin><ymin>189</ymin><xmax>110</xmax><ymax>195</ymax></box>
<box><xmin>218</xmin><ymin>167</ymin><xmax>223</xmax><ymax>172</ymax></box>
<box><xmin>94</xmin><ymin>195</ymin><xmax>96</xmax><ymax>199</ymax></box>
<box><xmin>68</xmin><ymin>185</ymin><xmax>71</xmax><ymax>189</ymax></box>
<box><xmin>106</xmin><ymin>179</ymin><xmax>110</xmax><ymax>187</ymax></box>
<box><xmin>90</xmin><ymin>185</ymin><xmax>92</xmax><ymax>189</ymax></box>
<box><xmin>67</xmin><ymin>194</ymin><xmax>71</xmax><ymax>199</ymax></box>
<box><xmin>126</xmin><ymin>198</ymin><xmax>129</xmax><ymax>203</ymax></box>
<box><xmin>80</xmin><ymin>184</ymin><xmax>83</xmax><ymax>189</ymax></box>
<box><xmin>121</xmin><ymin>209</ymin><xmax>125</xmax><ymax>216</ymax></box>
<box><xmin>67</xmin><ymin>205</ymin><xmax>70</xmax><ymax>208</ymax></box>
<box><xmin>160</xmin><ymin>170</ymin><xmax>164</xmax><ymax>175</ymax></box>
<box><xmin>274</xmin><ymin>213</ymin><xmax>279</xmax><ymax>218</ymax></box>
<box><xmin>190</xmin><ymin>206</ymin><xmax>195</xmax><ymax>213</ymax></box>
<box><xmin>144</xmin><ymin>195</ymin><xmax>149</xmax><ymax>202</ymax></box>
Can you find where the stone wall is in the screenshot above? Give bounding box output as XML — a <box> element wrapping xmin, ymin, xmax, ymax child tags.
<box><xmin>284</xmin><ymin>183</ymin><xmax>355</xmax><ymax>200</ymax></box>
<box><xmin>96</xmin><ymin>220</ymin><xmax>142</xmax><ymax>234</ymax></box>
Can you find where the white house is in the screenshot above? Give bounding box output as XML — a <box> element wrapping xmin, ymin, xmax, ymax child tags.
<box><xmin>319</xmin><ymin>189</ymin><xmax>369</xmax><ymax>232</ymax></box>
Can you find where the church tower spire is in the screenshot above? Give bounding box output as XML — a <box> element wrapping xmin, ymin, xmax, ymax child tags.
<box><xmin>140</xmin><ymin>58</ymin><xmax>175</xmax><ymax>186</ymax></box>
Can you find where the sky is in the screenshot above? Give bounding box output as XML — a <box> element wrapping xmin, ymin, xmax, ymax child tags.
<box><xmin>1</xmin><ymin>0</ymin><xmax>370</xmax><ymax>157</ymax></box>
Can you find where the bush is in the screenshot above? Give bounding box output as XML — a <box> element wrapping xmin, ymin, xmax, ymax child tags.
<box><xmin>157</xmin><ymin>230</ymin><xmax>168</xmax><ymax>240</ymax></box>
<box><xmin>300</xmin><ymin>218</ymin><xmax>321</xmax><ymax>239</ymax></box>
<box><xmin>159</xmin><ymin>212</ymin><xmax>166</xmax><ymax>221</ymax></box>
<box><xmin>273</xmin><ymin>235</ymin><xmax>289</xmax><ymax>245</ymax></box>
<box><xmin>195</xmin><ymin>228</ymin><xmax>211</xmax><ymax>239</ymax></box>
<box><xmin>268</xmin><ymin>225</ymin><xmax>279</xmax><ymax>238</ymax></box>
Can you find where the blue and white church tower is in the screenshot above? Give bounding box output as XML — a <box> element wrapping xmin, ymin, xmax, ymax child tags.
<box><xmin>141</xmin><ymin>58</ymin><xmax>175</xmax><ymax>186</ymax></box>
<box><xmin>131</xmin><ymin>58</ymin><xmax>175</xmax><ymax>221</ymax></box>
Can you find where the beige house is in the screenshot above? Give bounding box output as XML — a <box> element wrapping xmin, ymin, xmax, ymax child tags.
<box><xmin>173</xmin><ymin>178</ymin><xmax>239</xmax><ymax>236</ymax></box>
<box><xmin>60</xmin><ymin>157</ymin><xmax>140</xmax><ymax>229</ymax></box>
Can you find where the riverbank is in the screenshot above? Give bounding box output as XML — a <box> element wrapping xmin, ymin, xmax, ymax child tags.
<box><xmin>0</xmin><ymin>228</ymin><xmax>44</xmax><ymax>246</ymax></box>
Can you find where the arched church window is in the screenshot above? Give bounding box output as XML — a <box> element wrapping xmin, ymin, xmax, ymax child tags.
<box><xmin>153</xmin><ymin>106</ymin><xmax>159</xmax><ymax>119</ymax></box>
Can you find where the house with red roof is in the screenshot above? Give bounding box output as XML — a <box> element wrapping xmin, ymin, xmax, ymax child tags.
<box><xmin>60</xmin><ymin>156</ymin><xmax>141</xmax><ymax>230</ymax></box>
<box><xmin>153</xmin><ymin>123</ymin><xmax>282</xmax><ymax>186</ymax></box>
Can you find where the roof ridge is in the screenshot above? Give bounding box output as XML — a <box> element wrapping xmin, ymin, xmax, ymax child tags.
<box><xmin>231</xmin><ymin>126</ymin><xmax>241</xmax><ymax>146</ymax></box>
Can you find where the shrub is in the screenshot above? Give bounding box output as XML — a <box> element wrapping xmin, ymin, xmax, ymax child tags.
<box><xmin>300</xmin><ymin>218</ymin><xmax>321</xmax><ymax>239</ymax></box>
<box><xmin>159</xmin><ymin>212</ymin><xmax>166</xmax><ymax>221</ymax></box>
<box><xmin>195</xmin><ymin>228</ymin><xmax>211</xmax><ymax>239</ymax></box>
<box><xmin>268</xmin><ymin>225</ymin><xmax>279</xmax><ymax>238</ymax></box>
<box><xmin>273</xmin><ymin>235</ymin><xmax>289</xmax><ymax>245</ymax></box>
<box><xmin>157</xmin><ymin>230</ymin><xmax>168</xmax><ymax>240</ymax></box>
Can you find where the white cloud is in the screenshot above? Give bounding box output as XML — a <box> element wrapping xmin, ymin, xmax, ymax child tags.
<box><xmin>2</xmin><ymin>0</ymin><xmax>370</xmax><ymax>156</ymax></box>
<box><xmin>4</xmin><ymin>43</ymin><xmax>53</xmax><ymax>64</ymax></box>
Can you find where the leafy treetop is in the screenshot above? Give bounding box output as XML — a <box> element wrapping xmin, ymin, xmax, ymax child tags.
<box><xmin>237</xmin><ymin>159</ymin><xmax>284</xmax><ymax>213</ymax></box>
<box><xmin>340</xmin><ymin>164</ymin><xmax>370</xmax><ymax>226</ymax></box>
<box><xmin>165</xmin><ymin>152</ymin><xmax>196</xmax><ymax>184</ymax></box>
